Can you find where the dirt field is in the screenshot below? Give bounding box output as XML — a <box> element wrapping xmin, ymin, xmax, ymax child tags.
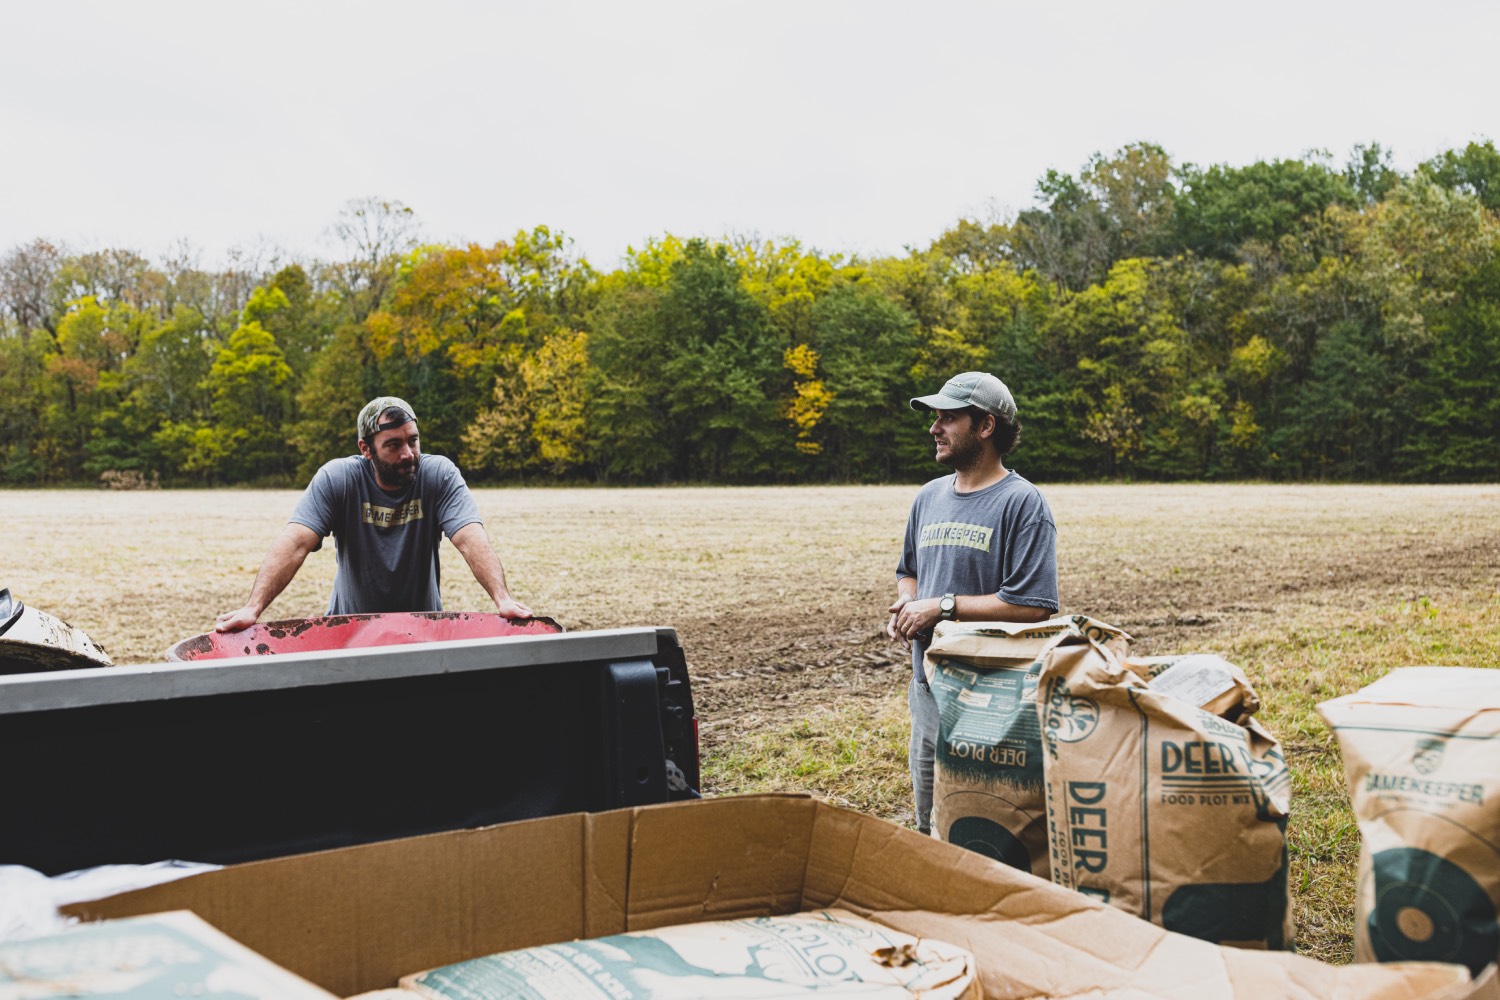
<box><xmin>11</xmin><ymin>483</ymin><xmax>1496</xmax><ymax>723</ymax></box>
<box><xmin>5</xmin><ymin>482</ymin><xmax>1499</xmax><ymax>961</ymax></box>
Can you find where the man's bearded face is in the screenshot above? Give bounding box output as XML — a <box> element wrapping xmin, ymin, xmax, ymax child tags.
<box><xmin>370</xmin><ymin>447</ymin><xmax>419</xmax><ymax>488</ymax></box>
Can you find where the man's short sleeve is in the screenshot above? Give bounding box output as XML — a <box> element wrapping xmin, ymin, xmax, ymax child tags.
<box><xmin>896</xmin><ymin>491</ymin><xmax>922</xmax><ymax>580</ymax></box>
<box><xmin>431</xmin><ymin>457</ymin><xmax>483</xmax><ymax>539</ymax></box>
<box><xmin>289</xmin><ymin>460</ymin><xmax>343</xmax><ymax>539</ymax></box>
<box><xmin>997</xmin><ymin>515</ymin><xmax>1059</xmax><ymax>611</ymax></box>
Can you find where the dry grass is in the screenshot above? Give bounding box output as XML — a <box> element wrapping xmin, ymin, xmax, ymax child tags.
<box><xmin>4</xmin><ymin>481</ymin><xmax>1499</xmax><ymax>964</ymax></box>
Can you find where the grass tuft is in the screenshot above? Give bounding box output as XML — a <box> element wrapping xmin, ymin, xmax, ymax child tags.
<box><xmin>703</xmin><ymin>691</ymin><xmax>914</xmax><ymax>823</ymax></box>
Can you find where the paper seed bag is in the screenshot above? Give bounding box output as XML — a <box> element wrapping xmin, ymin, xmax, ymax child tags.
<box><xmin>923</xmin><ymin>615</ymin><xmax>1130</xmax><ymax>879</ymax></box>
<box><xmin>1318</xmin><ymin>667</ymin><xmax>1500</xmax><ymax>976</ymax></box>
<box><xmin>1125</xmin><ymin>653</ymin><xmax>1262</xmax><ymax>723</ymax></box>
<box><xmin>1038</xmin><ymin>632</ymin><xmax>1294</xmax><ymax>949</ymax></box>
<box><xmin>394</xmin><ymin>908</ymin><xmax>978</xmax><ymax>999</ymax></box>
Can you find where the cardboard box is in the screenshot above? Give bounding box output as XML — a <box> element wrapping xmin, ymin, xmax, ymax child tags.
<box><xmin>64</xmin><ymin>795</ymin><xmax>1490</xmax><ymax>999</ymax></box>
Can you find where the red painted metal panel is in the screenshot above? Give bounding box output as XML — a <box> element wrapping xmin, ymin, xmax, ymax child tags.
<box><xmin>165</xmin><ymin>612</ymin><xmax>562</xmax><ymax>662</ymax></box>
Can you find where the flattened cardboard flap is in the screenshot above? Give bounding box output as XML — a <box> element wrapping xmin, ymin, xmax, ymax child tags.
<box><xmin>66</xmin><ymin>809</ymin><xmax>633</xmax><ymax>997</ymax></box>
<box><xmin>624</xmin><ymin>792</ymin><xmax>815</xmax><ymax>929</ymax></box>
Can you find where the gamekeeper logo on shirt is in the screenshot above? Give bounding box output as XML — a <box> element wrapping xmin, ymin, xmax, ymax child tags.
<box><xmin>362</xmin><ymin>499</ymin><xmax>424</xmax><ymax>528</ymax></box>
<box><xmin>919</xmin><ymin>521</ymin><xmax>994</xmax><ymax>552</ymax></box>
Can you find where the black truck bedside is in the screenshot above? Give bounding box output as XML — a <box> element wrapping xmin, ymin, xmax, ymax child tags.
<box><xmin>0</xmin><ymin>626</ymin><xmax>698</xmax><ymax>874</ymax></box>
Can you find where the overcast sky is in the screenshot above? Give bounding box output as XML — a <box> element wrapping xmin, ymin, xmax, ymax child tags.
<box><xmin>2</xmin><ymin>1</ymin><xmax>1496</xmax><ymax>270</ymax></box>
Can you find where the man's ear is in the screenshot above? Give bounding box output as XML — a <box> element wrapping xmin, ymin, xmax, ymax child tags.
<box><xmin>978</xmin><ymin>412</ymin><xmax>997</xmax><ymax>440</ymax></box>
<box><xmin>356</xmin><ymin>438</ymin><xmax>372</xmax><ymax>459</ymax></box>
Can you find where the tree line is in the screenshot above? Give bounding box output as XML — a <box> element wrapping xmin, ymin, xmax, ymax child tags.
<box><xmin>3</xmin><ymin>140</ymin><xmax>1499</xmax><ymax>487</ymax></box>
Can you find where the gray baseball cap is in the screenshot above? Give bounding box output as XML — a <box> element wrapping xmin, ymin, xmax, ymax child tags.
<box><xmin>357</xmin><ymin>396</ymin><xmax>417</xmax><ymax>439</ymax></box>
<box><xmin>910</xmin><ymin>371</ymin><xmax>1016</xmax><ymax>419</ymax></box>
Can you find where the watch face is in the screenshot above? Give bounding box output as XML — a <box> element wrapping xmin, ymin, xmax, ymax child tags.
<box><xmin>940</xmin><ymin>595</ymin><xmax>956</xmax><ymax>618</ymax></box>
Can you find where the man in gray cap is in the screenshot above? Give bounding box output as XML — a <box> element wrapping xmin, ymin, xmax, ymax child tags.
<box><xmin>216</xmin><ymin>396</ymin><xmax>532</xmax><ymax>631</ymax></box>
<box><xmin>888</xmin><ymin>371</ymin><xmax>1059</xmax><ymax>834</ymax></box>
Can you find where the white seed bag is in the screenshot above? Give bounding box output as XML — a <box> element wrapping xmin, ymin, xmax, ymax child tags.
<box><xmin>1319</xmin><ymin>667</ymin><xmax>1500</xmax><ymax>976</ymax></box>
<box><xmin>395</xmin><ymin>908</ymin><xmax>977</xmax><ymax>999</ymax></box>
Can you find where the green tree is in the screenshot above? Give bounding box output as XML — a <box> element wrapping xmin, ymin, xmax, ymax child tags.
<box><xmin>929</xmin><ymin>217</ymin><xmax>1014</xmax><ymax>275</ymax></box>
<box><xmin>584</xmin><ymin>244</ymin><xmax>681</xmax><ymax>481</ymax></box>
<box><xmin>1419</xmin><ymin>140</ymin><xmax>1500</xmax><ymax>211</ymax></box>
<box><xmin>1273</xmin><ymin>320</ymin><xmax>1406</xmax><ymax>478</ymax></box>
<box><xmin>656</xmin><ymin>240</ymin><xmax>783</xmax><ymax>480</ymax></box>
<box><xmin>289</xmin><ymin>324</ymin><xmax>378</xmax><ymax>479</ymax></box>
<box><xmin>1047</xmin><ymin>258</ymin><xmax>1188</xmax><ymax>476</ymax></box>
<box><xmin>1010</xmin><ymin>143</ymin><xmax>1176</xmax><ymax>291</ymax></box>
<box><xmin>246</xmin><ymin>264</ymin><xmax>335</xmax><ymax>381</ymax></box>
<box><xmin>945</xmin><ymin>258</ymin><xmax>1080</xmax><ymax>477</ymax></box>
<box><xmin>1011</xmin><ymin>169</ymin><xmax>1113</xmax><ymax>291</ymax></box>
<box><xmin>89</xmin><ymin>304</ymin><xmax>214</xmax><ymax>479</ymax></box>
<box><xmin>1401</xmin><ymin>254</ymin><xmax>1500</xmax><ymax>480</ymax></box>
<box><xmin>36</xmin><ymin>297</ymin><xmax>149</xmax><ymax>480</ymax></box>
<box><xmin>464</xmin><ymin>328</ymin><xmax>590</xmax><ymax>477</ymax></box>
<box><xmin>1345</xmin><ymin>142</ymin><xmax>1402</xmax><ymax>206</ymax></box>
<box><xmin>196</xmin><ymin>320</ymin><xmax>295</xmax><ymax>482</ymax></box>
<box><xmin>0</xmin><ymin>332</ymin><xmax>47</xmax><ymax>482</ymax></box>
<box><xmin>1174</xmin><ymin>157</ymin><xmax>1356</xmax><ymax>260</ymax></box>
<box><xmin>1258</xmin><ymin>177</ymin><xmax>1496</xmax><ymax>478</ymax></box>
<box><xmin>586</xmin><ymin>238</ymin><xmax>788</xmax><ymax>481</ymax></box>
<box><xmin>732</xmin><ymin>238</ymin><xmax>838</xmax><ymax>347</ymax></box>
<box><xmin>801</xmin><ymin>282</ymin><xmax>921</xmax><ymax>480</ymax></box>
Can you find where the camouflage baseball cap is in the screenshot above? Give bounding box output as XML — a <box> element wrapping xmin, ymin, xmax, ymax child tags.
<box><xmin>357</xmin><ymin>396</ymin><xmax>417</xmax><ymax>440</ymax></box>
<box><xmin>909</xmin><ymin>371</ymin><xmax>1017</xmax><ymax>419</ymax></box>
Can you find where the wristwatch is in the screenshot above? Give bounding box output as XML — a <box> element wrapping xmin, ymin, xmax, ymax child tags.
<box><xmin>939</xmin><ymin>594</ymin><xmax>957</xmax><ymax>620</ymax></box>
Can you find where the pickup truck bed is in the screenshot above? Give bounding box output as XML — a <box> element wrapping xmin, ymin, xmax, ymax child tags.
<box><xmin>0</xmin><ymin>627</ymin><xmax>698</xmax><ymax>874</ymax></box>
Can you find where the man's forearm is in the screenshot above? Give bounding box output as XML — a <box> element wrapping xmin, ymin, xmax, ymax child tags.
<box><xmin>451</xmin><ymin>523</ymin><xmax>512</xmax><ymax>605</ymax></box>
<box><xmin>951</xmin><ymin>595</ymin><xmax>1054</xmax><ymax>623</ymax></box>
<box><xmin>890</xmin><ymin>585</ymin><xmax>1052</xmax><ymax>644</ymax></box>
<box><xmin>246</xmin><ymin>526</ymin><xmax>317</xmax><ymax>614</ymax></box>
<box><xmin>218</xmin><ymin>524</ymin><xmax>318</xmax><ymax>631</ymax></box>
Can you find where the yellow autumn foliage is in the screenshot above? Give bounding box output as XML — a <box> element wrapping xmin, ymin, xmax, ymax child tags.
<box><xmin>783</xmin><ymin>344</ymin><xmax>833</xmax><ymax>455</ymax></box>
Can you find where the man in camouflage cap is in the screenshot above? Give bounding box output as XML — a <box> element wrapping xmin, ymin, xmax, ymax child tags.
<box><xmin>217</xmin><ymin>396</ymin><xmax>532</xmax><ymax>630</ymax></box>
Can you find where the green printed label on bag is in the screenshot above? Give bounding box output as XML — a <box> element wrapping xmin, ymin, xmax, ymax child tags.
<box><xmin>931</xmin><ymin>658</ymin><xmax>1042</xmax><ymax>789</ymax></box>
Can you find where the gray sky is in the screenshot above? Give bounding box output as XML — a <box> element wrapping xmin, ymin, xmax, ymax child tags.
<box><xmin>2</xmin><ymin>0</ymin><xmax>1496</xmax><ymax>270</ymax></box>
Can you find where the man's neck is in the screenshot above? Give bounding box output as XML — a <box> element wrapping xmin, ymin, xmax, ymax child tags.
<box><xmin>952</xmin><ymin>457</ymin><xmax>1008</xmax><ymax>493</ymax></box>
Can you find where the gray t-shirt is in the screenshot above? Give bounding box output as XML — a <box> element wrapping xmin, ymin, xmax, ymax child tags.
<box><xmin>289</xmin><ymin>454</ymin><xmax>483</xmax><ymax>615</ymax></box>
<box><xmin>897</xmin><ymin>470</ymin><xmax>1059</xmax><ymax>682</ymax></box>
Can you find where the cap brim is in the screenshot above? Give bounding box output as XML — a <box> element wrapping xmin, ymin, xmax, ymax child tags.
<box><xmin>909</xmin><ymin>392</ymin><xmax>972</xmax><ymax>411</ymax></box>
